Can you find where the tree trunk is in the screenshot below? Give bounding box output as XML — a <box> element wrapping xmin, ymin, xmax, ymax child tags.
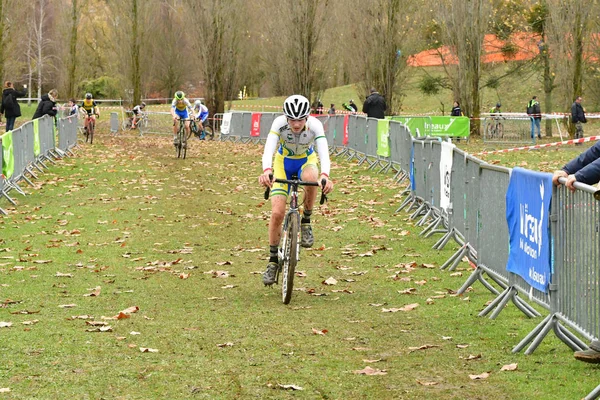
<box><xmin>131</xmin><ymin>0</ymin><xmax>141</xmax><ymax>106</ymax></box>
<box><xmin>67</xmin><ymin>0</ymin><xmax>78</xmax><ymax>99</ymax></box>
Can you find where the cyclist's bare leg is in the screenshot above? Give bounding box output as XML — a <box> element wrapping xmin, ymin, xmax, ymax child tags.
<box><xmin>268</xmin><ymin>195</ymin><xmax>287</xmax><ymax>246</ymax></box>
<box><xmin>301</xmin><ymin>166</ymin><xmax>319</xmax><ymax>211</ymax></box>
<box><xmin>185</xmin><ymin>120</ymin><xmax>191</xmax><ymax>138</ymax></box>
<box><xmin>172</xmin><ymin>118</ymin><xmax>179</xmax><ymax>143</ymax></box>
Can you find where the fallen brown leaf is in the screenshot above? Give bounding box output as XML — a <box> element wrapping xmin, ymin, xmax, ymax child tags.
<box><xmin>353</xmin><ymin>366</ymin><xmax>387</xmax><ymax>376</ymax></box>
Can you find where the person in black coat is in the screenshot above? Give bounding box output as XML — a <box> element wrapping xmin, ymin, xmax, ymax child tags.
<box><xmin>33</xmin><ymin>89</ymin><xmax>59</xmax><ymax>120</ymax></box>
<box><xmin>1</xmin><ymin>81</ymin><xmax>27</xmax><ymax>132</ymax></box>
<box><xmin>362</xmin><ymin>88</ymin><xmax>387</xmax><ymax>119</ymax></box>
<box><xmin>450</xmin><ymin>101</ymin><xmax>462</xmax><ymax>116</ymax></box>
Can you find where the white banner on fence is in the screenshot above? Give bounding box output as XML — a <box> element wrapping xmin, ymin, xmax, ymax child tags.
<box><xmin>439</xmin><ymin>141</ymin><xmax>454</xmax><ymax>211</ymax></box>
<box><xmin>221</xmin><ymin>112</ymin><xmax>232</xmax><ymax>135</ymax></box>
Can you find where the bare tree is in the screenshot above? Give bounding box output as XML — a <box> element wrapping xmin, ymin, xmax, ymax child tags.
<box><xmin>131</xmin><ymin>0</ymin><xmax>141</xmax><ymax>105</ymax></box>
<box><xmin>353</xmin><ymin>0</ymin><xmax>418</xmax><ymax>114</ymax></box>
<box><xmin>436</xmin><ymin>0</ymin><xmax>492</xmax><ymax>135</ymax></box>
<box><xmin>66</xmin><ymin>0</ymin><xmax>79</xmax><ymax>99</ymax></box>
<box><xmin>187</xmin><ymin>0</ymin><xmax>247</xmax><ymax>114</ymax></box>
<box><xmin>528</xmin><ymin>1</ymin><xmax>556</xmax><ymax>136</ymax></box>
<box><xmin>258</xmin><ymin>0</ymin><xmax>329</xmax><ymax>103</ymax></box>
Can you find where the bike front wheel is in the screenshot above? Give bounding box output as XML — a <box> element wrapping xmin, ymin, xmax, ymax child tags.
<box><xmin>281</xmin><ymin>213</ymin><xmax>299</xmax><ymax>304</ymax></box>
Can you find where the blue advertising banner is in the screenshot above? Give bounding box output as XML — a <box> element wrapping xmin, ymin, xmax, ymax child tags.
<box><xmin>505</xmin><ymin>167</ymin><xmax>552</xmax><ymax>292</ymax></box>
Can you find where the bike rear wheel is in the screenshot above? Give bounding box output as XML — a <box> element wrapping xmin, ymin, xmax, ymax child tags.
<box><xmin>204</xmin><ymin>125</ymin><xmax>214</xmax><ymax>140</ymax></box>
<box><xmin>281</xmin><ymin>213</ymin><xmax>299</xmax><ymax>304</ymax></box>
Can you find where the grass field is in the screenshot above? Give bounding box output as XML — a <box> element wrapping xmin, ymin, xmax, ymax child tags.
<box><xmin>0</xmin><ymin>121</ymin><xmax>599</xmax><ymax>399</ymax></box>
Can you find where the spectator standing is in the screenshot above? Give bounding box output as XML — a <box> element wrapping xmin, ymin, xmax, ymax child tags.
<box><xmin>1</xmin><ymin>81</ymin><xmax>27</xmax><ymax>132</ymax></box>
<box><xmin>33</xmin><ymin>89</ymin><xmax>59</xmax><ymax>120</ymax></box>
<box><xmin>348</xmin><ymin>99</ymin><xmax>358</xmax><ymax>112</ymax></box>
<box><xmin>362</xmin><ymin>88</ymin><xmax>387</xmax><ymax>119</ymax></box>
<box><xmin>571</xmin><ymin>96</ymin><xmax>586</xmax><ymax>141</ymax></box>
<box><xmin>328</xmin><ymin>103</ymin><xmax>336</xmax><ymax>115</ymax></box>
<box><xmin>315</xmin><ymin>99</ymin><xmax>324</xmax><ymax>114</ymax></box>
<box><xmin>450</xmin><ymin>101</ymin><xmax>462</xmax><ymax>116</ymax></box>
<box><xmin>68</xmin><ymin>98</ymin><xmax>79</xmax><ymax>116</ymax></box>
<box><xmin>527</xmin><ymin>96</ymin><xmax>542</xmax><ymax>139</ymax></box>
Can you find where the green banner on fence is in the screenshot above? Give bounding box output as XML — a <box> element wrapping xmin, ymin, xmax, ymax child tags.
<box><xmin>2</xmin><ymin>131</ymin><xmax>14</xmax><ymax>179</ymax></box>
<box><xmin>377</xmin><ymin>119</ymin><xmax>390</xmax><ymax>157</ymax></box>
<box><xmin>388</xmin><ymin>116</ymin><xmax>430</xmax><ymax>137</ymax></box>
<box><xmin>388</xmin><ymin>115</ymin><xmax>470</xmax><ymax>138</ymax></box>
<box><xmin>33</xmin><ymin>119</ymin><xmax>41</xmax><ymax>157</ymax></box>
<box><xmin>426</xmin><ymin>116</ymin><xmax>470</xmax><ymax>138</ymax></box>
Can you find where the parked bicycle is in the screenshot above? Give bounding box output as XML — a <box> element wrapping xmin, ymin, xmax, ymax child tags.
<box><xmin>486</xmin><ymin>116</ymin><xmax>504</xmax><ymax>140</ymax></box>
<box><xmin>264</xmin><ymin>174</ymin><xmax>327</xmax><ymax>304</ymax></box>
<box><xmin>175</xmin><ymin>118</ymin><xmax>193</xmax><ymax>159</ymax></box>
<box><xmin>84</xmin><ymin>113</ymin><xmax>98</xmax><ymax>144</ymax></box>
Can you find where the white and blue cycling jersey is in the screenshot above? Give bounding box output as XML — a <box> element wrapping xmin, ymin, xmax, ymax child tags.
<box><xmin>193</xmin><ymin>103</ymin><xmax>209</xmax><ymax>123</ymax></box>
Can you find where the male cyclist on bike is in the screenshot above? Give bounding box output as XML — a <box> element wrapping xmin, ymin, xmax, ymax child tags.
<box><xmin>258</xmin><ymin>94</ymin><xmax>334</xmax><ymax>286</ymax></box>
<box><xmin>171</xmin><ymin>91</ymin><xmax>194</xmax><ymax>147</ymax></box>
<box><xmin>80</xmin><ymin>93</ymin><xmax>99</xmax><ymax>133</ymax></box>
<box><xmin>192</xmin><ymin>99</ymin><xmax>209</xmax><ymax>140</ymax></box>
<box><xmin>131</xmin><ymin>101</ymin><xmax>146</xmax><ymax>129</ymax></box>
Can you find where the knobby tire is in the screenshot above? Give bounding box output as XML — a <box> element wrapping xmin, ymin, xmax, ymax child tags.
<box><xmin>282</xmin><ymin>213</ymin><xmax>299</xmax><ymax>304</ymax></box>
<box><xmin>176</xmin><ymin>122</ymin><xmax>185</xmax><ymax>159</ymax></box>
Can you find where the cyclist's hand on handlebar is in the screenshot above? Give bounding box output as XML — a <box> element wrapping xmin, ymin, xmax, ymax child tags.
<box><xmin>259</xmin><ymin>170</ymin><xmax>274</xmax><ymax>188</ymax></box>
<box><xmin>320</xmin><ymin>174</ymin><xmax>333</xmax><ymax>195</ymax></box>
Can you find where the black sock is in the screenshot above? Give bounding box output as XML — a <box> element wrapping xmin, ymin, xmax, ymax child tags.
<box><xmin>301</xmin><ymin>209</ymin><xmax>312</xmax><ymax>225</ymax></box>
<box><xmin>269</xmin><ymin>245</ymin><xmax>278</xmax><ymax>263</ymax></box>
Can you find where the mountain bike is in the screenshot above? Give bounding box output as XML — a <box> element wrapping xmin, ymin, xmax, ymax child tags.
<box><xmin>175</xmin><ymin>118</ymin><xmax>193</xmax><ymax>159</ymax></box>
<box><xmin>191</xmin><ymin>119</ymin><xmax>214</xmax><ymax>140</ymax></box>
<box><xmin>84</xmin><ymin>113</ymin><xmax>98</xmax><ymax>144</ymax></box>
<box><xmin>123</xmin><ymin>110</ymin><xmax>148</xmax><ymax>131</ymax></box>
<box><xmin>264</xmin><ymin>174</ymin><xmax>327</xmax><ymax>304</ymax></box>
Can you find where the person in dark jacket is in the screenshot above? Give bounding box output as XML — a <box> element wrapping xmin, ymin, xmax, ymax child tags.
<box><xmin>527</xmin><ymin>96</ymin><xmax>542</xmax><ymax>139</ymax></box>
<box><xmin>552</xmin><ymin>139</ymin><xmax>600</xmax><ymax>191</ymax></box>
<box><xmin>450</xmin><ymin>101</ymin><xmax>462</xmax><ymax>116</ymax></box>
<box><xmin>1</xmin><ymin>81</ymin><xmax>27</xmax><ymax>132</ymax></box>
<box><xmin>362</xmin><ymin>88</ymin><xmax>387</xmax><ymax>119</ymax></box>
<box><xmin>571</xmin><ymin>96</ymin><xmax>586</xmax><ymax>140</ymax></box>
<box><xmin>32</xmin><ymin>89</ymin><xmax>58</xmax><ymax>120</ymax></box>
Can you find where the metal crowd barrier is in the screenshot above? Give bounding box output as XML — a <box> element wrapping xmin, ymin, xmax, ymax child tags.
<box><xmin>1</xmin><ymin>114</ymin><xmax>78</xmax><ymax>212</ymax></box>
<box><xmin>483</xmin><ymin>116</ymin><xmax>533</xmax><ymax>144</ymax></box>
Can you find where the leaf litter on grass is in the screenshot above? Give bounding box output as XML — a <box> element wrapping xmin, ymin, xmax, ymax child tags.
<box><xmin>0</xmin><ymin>131</ymin><xmax>588</xmax><ymax>399</ymax></box>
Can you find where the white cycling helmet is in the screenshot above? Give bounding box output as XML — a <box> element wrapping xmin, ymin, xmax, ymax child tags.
<box><xmin>194</xmin><ymin>100</ymin><xmax>202</xmax><ymax>107</ymax></box>
<box><xmin>283</xmin><ymin>95</ymin><xmax>310</xmax><ymax>120</ymax></box>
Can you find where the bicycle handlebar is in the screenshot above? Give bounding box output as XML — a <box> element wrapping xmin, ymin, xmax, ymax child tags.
<box><xmin>263</xmin><ymin>174</ymin><xmax>327</xmax><ymax>205</ymax></box>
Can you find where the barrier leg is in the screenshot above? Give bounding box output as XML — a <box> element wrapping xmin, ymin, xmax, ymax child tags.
<box><xmin>440</xmin><ymin>244</ymin><xmax>467</xmax><ymax>271</ymax></box>
<box><xmin>416</xmin><ymin>207</ymin><xmax>433</xmax><ymax>226</ymax></box>
<box><xmin>513</xmin><ymin>296</ymin><xmax>542</xmax><ymax>317</ymax></box>
<box><xmin>479</xmin><ymin>286</ymin><xmax>512</xmax><ymax>318</ymax></box>
<box><xmin>512</xmin><ymin>313</ymin><xmax>556</xmax><ymax>355</ymax></box>
<box><xmin>1</xmin><ymin>190</ymin><xmax>17</xmax><ymax>206</ymax></box>
<box><xmin>395</xmin><ymin>193</ymin><xmax>415</xmax><ymax>213</ymax></box>
<box><xmin>585</xmin><ymin>385</ymin><xmax>600</xmax><ymax>400</ymax></box>
<box><xmin>554</xmin><ymin>322</ymin><xmax>586</xmax><ymax>351</ymax></box>
<box><xmin>6</xmin><ymin>180</ymin><xmax>26</xmax><ymax>196</ymax></box>
<box><xmin>21</xmin><ymin>174</ymin><xmax>35</xmax><ymax>187</ymax></box>
<box><xmin>421</xmin><ymin>215</ymin><xmax>443</xmax><ymax>237</ymax></box>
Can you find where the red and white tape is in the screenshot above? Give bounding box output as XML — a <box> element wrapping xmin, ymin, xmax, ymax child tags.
<box><xmin>475</xmin><ymin>136</ymin><xmax>600</xmax><ymax>156</ymax></box>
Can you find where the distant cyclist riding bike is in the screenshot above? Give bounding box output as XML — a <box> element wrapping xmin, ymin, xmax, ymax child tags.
<box><xmin>130</xmin><ymin>101</ymin><xmax>146</xmax><ymax>129</ymax></box>
<box><xmin>192</xmin><ymin>99</ymin><xmax>212</xmax><ymax>140</ymax></box>
<box><xmin>258</xmin><ymin>94</ymin><xmax>334</xmax><ymax>288</ymax></box>
<box><xmin>171</xmin><ymin>91</ymin><xmax>194</xmax><ymax>148</ymax></box>
<box><xmin>80</xmin><ymin>93</ymin><xmax>100</xmax><ymax>144</ymax></box>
